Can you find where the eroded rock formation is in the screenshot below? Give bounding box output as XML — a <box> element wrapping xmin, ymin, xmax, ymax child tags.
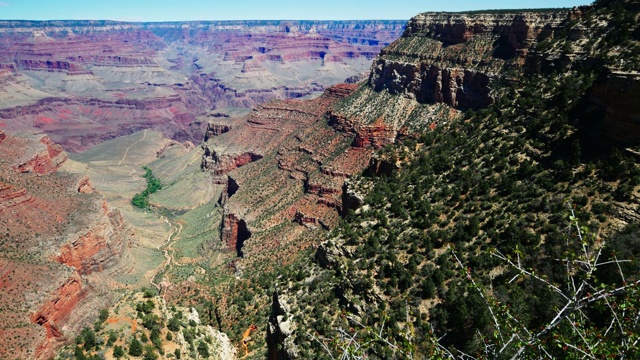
<box><xmin>267</xmin><ymin>292</ymin><xmax>298</xmax><ymax>360</ymax></box>
<box><xmin>0</xmin><ymin>20</ymin><xmax>406</xmax><ymax>151</ymax></box>
<box><xmin>55</xmin><ymin>199</ymin><xmax>128</xmax><ymax>275</ymax></box>
<box><xmin>13</xmin><ymin>135</ymin><xmax>67</xmax><ymax>175</ymax></box>
<box><xmin>31</xmin><ymin>274</ymin><xmax>87</xmax><ymax>359</ymax></box>
<box><xmin>369</xmin><ymin>11</ymin><xmax>568</xmax><ymax>110</ymax></box>
<box><xmin>220</xmin><ymin>212</ymin><xmax>251</xmax><ymax>257</ymax></box>
<box><xmin>0</xmin><ymin>131</ymin><xmax>130</xmax><ymax>359</ymax></box>
<box><xmin>201</xmin><ymin>148</ymin><xmax>264</xmax><ymax>175</ymax></box>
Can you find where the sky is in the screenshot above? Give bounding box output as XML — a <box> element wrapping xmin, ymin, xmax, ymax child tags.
<box><xmin>0</xmin><ymin>0</ymin><xmax>594</xmax><ymax>22</ymax></box>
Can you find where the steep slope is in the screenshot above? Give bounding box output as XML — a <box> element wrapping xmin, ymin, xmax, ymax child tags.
<box><xmin>260</xmin><ymin>2</ymin><xmax>640</xmax><ymax>359</ymax></box>
<box><xmin>0</xmin><ymin>131</ymin><xmax>131</xmax><ymax>359</ymax></box>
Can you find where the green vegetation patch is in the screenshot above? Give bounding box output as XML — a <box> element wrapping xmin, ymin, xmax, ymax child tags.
<box><xmin>132</xmin><ymin>167</ymin><xmax>163</xmax><ymax>209</ymax></box>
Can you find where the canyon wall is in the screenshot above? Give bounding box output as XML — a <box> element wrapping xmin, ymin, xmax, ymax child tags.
<box><xmin>0</xmin><ymin>132</ymin><xmax>130</xmax><ymax>359</ymax></box>
<box><xmin>0</xmin><ymin>20</ymin><xmax>406</xmax><ymax>151</ymax></box>
<box><xmin>369</xmin><ymin>11</ymin><xmax>568</xmax><ymax>110</ymax></box>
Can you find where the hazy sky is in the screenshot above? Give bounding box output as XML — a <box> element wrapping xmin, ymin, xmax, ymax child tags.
<box><xmin>0</xmin><ymin>0</ymin><xmax>594</xmax><ymax>21</ymax></box>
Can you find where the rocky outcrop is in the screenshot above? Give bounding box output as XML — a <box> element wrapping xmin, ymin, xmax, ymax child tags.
<box><xmin>0</xmin><ymin>182</ymin><xmax>34</xmax><ymax>209</ymax></box>
<box><xmin>369</xmin><ymin>10</ymin><xmax>569</xmax><ymax>110</ymax></box>
<box><xmin>15</xmin><ymin>59</ymin><xmax>90</xmax><ymax>75</ymax></box>
<box><xmin>92</xmin><ymin>55</ymin><xmax>155</xmax><ymax>66</ymax></box>
<box><xmin>155</xmin><ymin>139</ymin><xmax>194</xmax><ymax>158</ymax></box>
<box><xmin>220</xmin><ymin>213</ymin><xmax>251</xmax><ymax>257</ymax></box>
<box><xmin>201</xmin><ymin>147</ymin><xmax>263</xmax><ymax>175</ymax></box>
<box><xmin>55</xmin><ymin>199</ymin><xmax>127</xmax><ymax>275</ymax></box>
<box><xmin>204</xmin><ymin>122</ymin><xmax>233</xmax><ymax>141</ymax></box>
<box><xmin>370</xmin><ymin>62</ymin><xmax>493</xmax><ymax>109</ymax></box>
<box><xmin>352</xmin><ymin>117</ymin><xmax>397</xmax><ymax>149</ymax></box>
<box><xmin>13</xmin><ymin>135</ymin><xmax>67</xmax><ymax>175</ymax></box>
<box><xmin>329</xmin><ymin>113</ymin><xmax>397</xmax><ymax>149</ymax></box>
<box><xmin>31</xmin><ymin>273</ymin><xmax>87</xmax><ymax>360</ymax></box>
<box><xmin>176</xmin><ymin>324</ymin><xmax>238</xmax><ymax>360</ymax></box>
<box><xmin>293</xmin><ymin>210</ymin><xmax>329</xmax><ymax>230</ymax></box>
<box><xmin>404</xmin><ymin>12</ymin><xmax>566</xmax><ymax>49</ymax></box>
<box><xmin>323</xmin><ymin>83</ymin><xmax>359</xmax><ymax>99</ymax></box>
<box><xmin>341</xmin><ymin>180</ymin><xmax>365</xmax><ymax>215</ymax></box>
<box><xmin>75</xmin><ymin>175</ymin><xmax>95</xmax><ymax>194</ymax></box>
<box><xmin>267</xmin><ymin>292</ymin><xmax>299</xmax><ymax>360</ymax></box>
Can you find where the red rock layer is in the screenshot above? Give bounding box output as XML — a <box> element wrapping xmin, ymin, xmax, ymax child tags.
<box><xmin>200</xmin><ymin>84</ymin><xmax>373</xmax><ymax>267</ymax></box>
<box><xmin>0</xmin><ymin>182</ymin><xmax>34</xmax><ymax>209</ymax></box>
<box><xmin>202</xmin><ymin>149</ymin><xmax>264</xmax><ymax>176</ymax></box>
<box><xmin>75</xmin><ymin>175</ymin><xmax>95</xmax><ymax>194</ymax></box>
<box><xmin>55</xmin><ymin>200</ymin><xmax>127</xmax><ymax>275</ymax></box>
<box><xmin>31</xmin><ymin>273</ymin><xmax>87</xmax><ymax>360</ymax></box>
<box><xmin>13</xmin><ymin>135</ymin><xmax>67</xmax><ymax>175</ymax></box>
<box><xmin>0</xmin><ymin>131</ymin><xmax>129</xmax><ymax>359</ymax></box>
<box><xmin>204</xmin><ymin>123</ymin><xmax>233</xmax><ymax>140</ymax></box>
<box><xmin>221</xmin><ymin>213</ymin><xmax>251</xmax><ymax>257</ymax></box>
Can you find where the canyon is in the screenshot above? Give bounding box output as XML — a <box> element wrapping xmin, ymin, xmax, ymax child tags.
<box><xmin>0</xmin><ymin>20</ymin><xmax>405</xmax><ymax>152</ymax></box>
<box><xmin>2</xmin><ymin>1</ymin><xmax>640</xmax><ymax>358</ymax></box>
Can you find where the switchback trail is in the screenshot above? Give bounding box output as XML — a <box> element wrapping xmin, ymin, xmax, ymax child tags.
<box><xmin>150</xmin><ymin>212</ymin><xmax>183</xmax><ymax>299</ymax></box>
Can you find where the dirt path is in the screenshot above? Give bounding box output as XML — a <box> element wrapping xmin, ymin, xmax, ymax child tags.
<box><xmin>118</xmin><ymin>129</ymin><xmax>147</xmax><ymax>166</ymax></box>
<box><xmin>150</xmin><ymin>213</ymin><xmax>183</xmax><ymax>299</ymax></box>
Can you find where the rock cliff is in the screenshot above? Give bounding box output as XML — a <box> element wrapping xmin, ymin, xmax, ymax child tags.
<box><xmin>369</xmin><ymin>11</ymin><xmax>568</xmax><ymax>110</ymax></box>
<box><xmin>267</xmin><ymin>292</ymin><xmax>298</xmax><ymax>360</ymax></box>
<box><xmin>13</xmin><ymin>134</ymin><xmax>67</xmax><ymax>175</ymax></box>
<box><xmin>55</xmin><ymin>198</ymin><xmax>128</xmax><ymax>275</ymax></box>
<box><xmin>0</xmin><ymin>131</ymin><xmax>131</xmax><ymax>359</ymax></box>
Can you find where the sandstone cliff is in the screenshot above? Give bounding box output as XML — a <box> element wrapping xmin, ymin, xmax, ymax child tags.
<box><xmin>13</xmin><ymin>134</ymin><xmax>67</xmax><ymax>175</ymax></box>
<box><xmin>0</xmin><ymin>131</ymin><xmax>131</xmax><ymax>359</ymax></box>
<box><xmin>369</xmin><ymin>11</ymin><xmax>565</xmax><ymax>109</ymax></box>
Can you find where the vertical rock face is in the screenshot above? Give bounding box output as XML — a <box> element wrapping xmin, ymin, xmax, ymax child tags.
<box><xmin>221</xmin><ymin>213</ymin><xmax>251</xmax><ymax>257</ymax></box>
<box><xmin>55</xmin><ymin>199</ymin><xmax>128</xmax><ymax>275</ymax></box>
<box><xmin>402</xmin><ymin>12</ymin><xmax>567</xmax><ymax>56</ymax></box>
<box><xmin>369</xmin><ymin>11</ymin><xmax>568</xmax><ymax>110</ymax></box>
<box><xmin>204</xmin><ymin>122</ymin><xmax>233</xmax><ymax>141</ymax></box>
<box><xmin>267</xmin><ymin>292</ymin><xmax>298</xmax><ymax>360</ymax></box>
<box><xmin>31</xmin><ymin>273</ymin><xmax>87</xmax><ymax>360</ymax></box>
<box><xmin>369</xmin><ymin>59</ymin><xmax>493</xmax><ymax>109</ymax></box>
<box><xmin>352</xmin><ymin>116</ymin><xmax>398</xmax><ymax>149</ymax></box>
<box><xmin>592</xmin><ymin>72</ymin><xmax>640</xmax><ymax>144</ymax></box>
<box><xmin>201</xmin><ymin>147</ymin><xmax>264</xmax><ymax>175</ymax></box>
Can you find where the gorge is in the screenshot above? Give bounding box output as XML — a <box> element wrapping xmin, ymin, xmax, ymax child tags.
<box><xmin>2</xmin><ymin>1</ymin><xmax>640</xmax><ymax>359</ymax></box>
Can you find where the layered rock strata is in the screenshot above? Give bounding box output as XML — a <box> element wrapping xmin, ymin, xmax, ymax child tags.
<box><xmin>200</xmin><ymin>84</ymin><xmax>372</xmax><ymax>266</ymax></box>
<box><xmin>370</xmin><ymin>11</ymin><xmax>568</xmax><ymax>110</ymax></box>
<box><xmin>0</xmin><ymin>132</ymin><xmax>130</xmax><ymax>359</ymax></box>
<box><xmin>0</xmin><ymin>20</ymin><xmax>406</xmax><ymax>151</ymax></box>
